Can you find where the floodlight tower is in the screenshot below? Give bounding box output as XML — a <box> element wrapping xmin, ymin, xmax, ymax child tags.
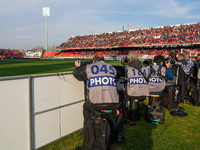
<box><xmin>43</xmin><ymin>7</ymin><xmax>50</xmax><ymax>50</ymax></box>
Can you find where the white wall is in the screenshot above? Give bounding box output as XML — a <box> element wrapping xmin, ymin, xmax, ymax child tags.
<box><xmin>0</xmin><ymin>73</ymin><xmax>85</xmax><ymax>150</ymax></box>
<box><xmin>33</xmin><ymin>74</ymin><xmax>84</xmax><ymax>148</ymax></box>
<box><xmin>0</xmin><ymin>78</ymin><xmax>30</xmax><ymax>150</ymax></box>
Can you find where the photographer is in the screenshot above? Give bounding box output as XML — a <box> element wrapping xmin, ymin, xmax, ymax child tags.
<box><xmin>73</xmin><ymin>54</ymin><xmax>125</xmax><ymax>143</ymax></box>
<box><xmin>148</xmin><ymin>55</ymin><xmax>174</xmax><ymax>95</ymax></box>
<box><xmin>169</xmin><ymin>51</ymin><xmax>177</xmax><ymax>61</ymax></box>
<box><xmin>168</xmin><ymin>51</ymin><xmax>177</xmax><ymax>67</ymax></box>
<box><xmin>124</xmin><ymin>52</ymin><xmax>150</xmax><ymax>121</ymax></box>
<box><xmin>196</xmin><ymin>53</ymin><xmax>200</xmax><ymax>66</ymax></box>
<box><xmin>126</xmin><ymin>52</ymin><xmax>150</xmax><ymax>98</ymax></box>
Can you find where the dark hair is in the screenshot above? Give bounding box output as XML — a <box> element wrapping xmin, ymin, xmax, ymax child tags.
<box><xmin>154</xmin><ymin>55</ymin><xmax>164</xmax><ymax>63</ymax></box>
<box><xmin>93</xmin><ymin>54</ymin><xmax>104</xmax><ymax>62</ymax></box>
<box><xmin>169</xmin><ymin>51</ymin><xmax>176</xmax><ymax>59</ymax></box>
<box><xmin>178</xmin><ymin>53</ymin><xmax>185</xmax><ymax>59</ymax></box>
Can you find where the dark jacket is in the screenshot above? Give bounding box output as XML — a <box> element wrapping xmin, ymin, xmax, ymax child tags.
<box><xmin>128</xmin><ymin>59</ymin><xmax>143</xmax><ymax>69</ymax></box>
<box><xmin>73</xmin><ymin>65</ymin><xmax>87</xmax><ymax>81</ymax></box>
<box><xmin>176</xmin><ymin>59</ymin><xmax>194</xmax><ymax>75</ymax></box>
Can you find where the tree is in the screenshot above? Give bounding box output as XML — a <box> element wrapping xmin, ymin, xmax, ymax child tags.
<box><xmin>48</xmin><ymin>44</ymin><xmax>57</xmax><ymax>50</ymax></box>
<box><xmin>32</xmin><ymin>44</ymin><xmax>57</xmax><ymax>51</ymax></box>
<box><xmin>32</xmin><ymin>46</ymin><xmax>44</xmax><ymax>52</ymax></box>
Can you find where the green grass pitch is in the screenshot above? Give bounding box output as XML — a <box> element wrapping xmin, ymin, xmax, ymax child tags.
<box><xmin>0</xmin><ymin>59</ymin><xmax>121</xmax><ymax>77</ymax></box>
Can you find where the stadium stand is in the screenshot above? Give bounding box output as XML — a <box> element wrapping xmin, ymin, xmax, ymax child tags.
<box><xmin>59</xmin><ymin>51</ymin><xmax>74</xmax><ymax>57</ymax></box>
<box><xmin>0</xmin><ymin>49</ymin><xmax>23</xmax><ymax>59</ymax></box>
<box><xmin>39</xmin><ymin>22</ymin><xmax>200</xmax><ymax>59</ymax></box>
<box><xmin>57</xmin><ymin>22</ymin><xmax>200</xmax><ymax>50</ymax></box>
<box><xmin>42</xmin><ymin>51</ymin><xmax>60</xmax><ymax>58</ymax></box>
<box><xmin>56</xmin><ymin>48</ymin><xmax>199</xmax><ymax>60</ymax></box>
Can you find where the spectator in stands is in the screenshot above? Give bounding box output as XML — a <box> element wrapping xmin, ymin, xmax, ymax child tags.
<box><xmin>58</xmin><ymin>22</ymin><xmax>200</xmax><ymax>50</ymax></box>
<box><xmin>73</xmin><ymin>54</ymin><xmax>125</xmax><ymax>142</ymax></box>
<box><xmin>2</xmin><ymin>55</ymin><xmax>5</xmax><ymax>60</ymax></box>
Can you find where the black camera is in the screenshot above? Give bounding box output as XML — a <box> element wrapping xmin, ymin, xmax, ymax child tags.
<box><xmin>79</xmin><ymin>60</ymin><xmax>93</xmax><ymax>67</ymax></box>
<box><xmin>169</xmin><ymin>58</ymin><xmax>175</xmax><ymax>64</ymax></box>
<box><xmin>113</xmin><ymin>65</ymin><xmax>126</xmax><ymax>78</ymax></box>
<box><xmin>143</xmin><ymin>59</ymin><xmax>152</xmax><ymax>67</ymax></box>
<box><xmin>164</xmin><ymin>57</ymin><xmax>175</xmax><ymax>64</ymax></box>
<box><xmin>121</xmin><ymin>57</ymin><xmax>130</xmax><ymax>65</ymax></box>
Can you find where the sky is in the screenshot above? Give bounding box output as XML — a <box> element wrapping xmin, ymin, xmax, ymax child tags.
<box><xmin>0</xmin><ymin>0</ymin><xmax>200</xmax><ymax>50</ymax></box>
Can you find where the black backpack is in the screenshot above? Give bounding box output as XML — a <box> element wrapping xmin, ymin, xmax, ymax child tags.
<box><xmin>77</xmin><ymin>112</ymin><xmax>112</xmax><ymax>150</ymax></box>
<box><xmin>171</xmin><ymin>64</ymin><xmax>188</xmax><ymax>85</ymax></box>
<box><xmin>161</xmin><ymin>83</ymin><xmax>176</xmax><ymax>109</ymax></box>
<box><xmin>171</xmin><ymin>64</ymin><xmax>190</xmax><ymax>102</ymax></box>
<box><xmin>190</xmin><ymin>81</ymin><xmax>200</xmax><ymax>106</ymax></box>
<box><xmin>189</xmin><ymin>65</ymin><xmax>200</xmax><ymax>106</ymax></box>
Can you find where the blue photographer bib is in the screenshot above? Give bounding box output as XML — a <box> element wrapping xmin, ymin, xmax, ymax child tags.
<box><xmin>86</xmin><ymin>61</ymin><xmax>119</xmax><ymax>104</ymax></box>
<box><xmin>126</xmin><ymin>66</ymin><xmax>150</xmax><ymax>97</ymax></box>
<box><xmin>148</xmin><ymin>64</ymin><xmax>166</xmax><ymax>93</ymax></box>
<box><xmin>88</xmin><ymin>76</ymin><xmax>116</xmax><ymax>88</ymax></box>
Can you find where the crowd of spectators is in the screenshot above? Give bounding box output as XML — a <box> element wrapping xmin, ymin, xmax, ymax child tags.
<box><xmin>56</xmin><ymin>48</ymin><xmax>199</xmax><ymax>59</ymax></box>
<box><xmin>58</xmin><ymin>23</ymin><xmax>200</xmax><ymax>49</ymax></box>
<box><xmin>0</xmin><ymin>49</ymin><xmax>23</xmax><ymax>59</ymax></box>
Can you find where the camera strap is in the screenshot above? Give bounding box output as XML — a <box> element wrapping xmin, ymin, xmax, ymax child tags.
<box><xmin>147</xmin><ymin>65</ymin><xmax>155</xmax><ymax>82</ymax></box>
<box><xmin>139</xmin><ymin>65</ymin><xmax>164</xmax><ymax>83</ymax></box>
<box><xmin>157</xmin><ymin>65</ymin><xmax>165</xmax><ymax>80</ymax></box>
<box><xmin>137</xmin><ymin>68</ymin><xmax>149</xmax><ymax>83</ymax></box>
<box><xmin>140</xmin><ymin>65</ymin><xmax>156</xmax><ymax>83</ymax></box>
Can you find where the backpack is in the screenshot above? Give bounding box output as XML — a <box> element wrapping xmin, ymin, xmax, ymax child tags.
<box><xmin>190</xmin><ymin>82</ymin><xmax>200</xmax><ymax>106</ymax></box>
<box><xmin>170</xmin><ymin>64</ymin><xmax>190</xmax><ymax>103</ymax></box>
<box><xmin>171</xmin><ymin>64</ymin><xmax>188</xmax><ymax>85</ymax></box>
<box><xmin>189</xmin><ymin>72</ymin><xmax>200</xmax><ymax>106</ymax></box>
<box><xmin>161</xmin><ymin>83</ymin><xmax>176</xmax><ymax>109</ymax></box>
<box><xmin>77</xmin><ymin>112</ymin><xmax>112</xmax><ymax>150</ymax></box>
